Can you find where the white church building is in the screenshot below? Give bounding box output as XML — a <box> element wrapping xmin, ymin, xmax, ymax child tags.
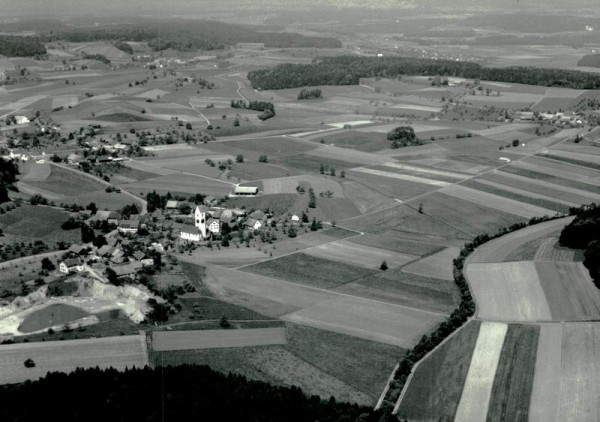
<box><xmin>179</xmin><ymin>205</ymin><xmax>220</xmax><ymax>242</ymax></box>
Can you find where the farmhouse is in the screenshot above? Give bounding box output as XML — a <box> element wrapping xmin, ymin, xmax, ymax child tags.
<box><xmin>59</xmin><ymin>258</ymin><xmax>84</xmax><ymax>274</ymax></box>
<box><xmin>232</xmin><ymin>186</ymin><xmax>259</xmax><ymax>196</ymax></box>
<box><xmin>111</xmin><ymin>261</ymin><xmax>143</xmax><ymax>278</ymax></box>
<box><xmin>118</xmin><ymin>220</ymin><xmax>139</xmax><ymax>234</ymax></box>
<box><xmin>15</xmin><ymin>116</ymin><xmax>30</xmax><ymax>125</ymax></box>
<box><xmin>245</xmin><ymin>218</ymin><xmax>262</xmax><ymax>231</ymax></box>
<box><xmin>207</xmin><ymin>218</ymin><xmax>221</xmax><ymax>235</ymax></box>
<box><xmin>166</xmin><ymin>200</ymin><xmax>179</xmax><ymax>211</ymax></box>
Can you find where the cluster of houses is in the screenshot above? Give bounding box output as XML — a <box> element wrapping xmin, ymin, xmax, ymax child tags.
<box><xmin>516</xmin><ymin>111</ymin><xmax>584</xmax><ymax>126</ymax></box>
<box><xmin>177</xmin><ymin>205</ymin><xmax>268</xmax><ymax>242</ymax></box>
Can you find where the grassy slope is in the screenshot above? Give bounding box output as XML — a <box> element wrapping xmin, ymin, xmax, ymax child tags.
<box><xmin>27</xmin><ymin>166</ymin><xmax>105</xmax><ymax>196</ymax></box>
<box><xmin>397</xmin><ymin>320</ymin><xmax>481</xmax><ymax>421</ymax></box>
<box><xmin>486</xmin><ymin>324</ymin><xmax>540</xmax><ymax>422</ymax></box>
<box><xmin>241</xmin><ymin>252</ymin><xmax>377</xmax><ymax>289</ymax></box>
<box><xmin>0</xmin><ymin>204</ymin><xmax>80</xmax><ymax>243</ymax></box>
<box><xmin>18</xmin><ymin>304</ymin><xmax>90</xmax><ymax>333</ymax></box>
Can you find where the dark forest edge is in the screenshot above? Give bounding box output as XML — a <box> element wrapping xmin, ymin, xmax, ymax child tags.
<box><xmin>379</xmin><ymin>210</ymin><xmax>579</xmax><ymax>412</ymax></box>
<box><xmin>559</xmin><ymin>203</ymin><xmax>600</xmax><ymax>287</ymax></box>
<box><xmin>0</xmin><ymin>365</ymin><xmax>393</xmax><ymax>422</ymax></box>
<box><xmin>247</xmin><ymin>56</ymin><xmax>600</xmax><ymax>90</ymax></box>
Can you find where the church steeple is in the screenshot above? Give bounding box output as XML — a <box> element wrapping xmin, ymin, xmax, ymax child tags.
<box><xmin>194</xmin><ymin>205</ymin><xmax>207</xmax><ymax>239</ymax></box>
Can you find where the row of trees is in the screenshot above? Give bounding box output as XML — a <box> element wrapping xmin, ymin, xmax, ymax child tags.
<box><xmin>247</xmin><ymin>55</ymin><xmax>600</xmax><ymax>90</ymax></box>
<box><xmin>298</xmin><ymin>88</ymin><xmax>322</xmax><ymax>100</ymax></box>
<box><xmin>231</xmin><ymin>100</ymin><xmax>276</xmax><ymax>120</ymax></box>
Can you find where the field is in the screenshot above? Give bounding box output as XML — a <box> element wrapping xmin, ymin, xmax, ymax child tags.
<box><xmin>152</xmin><ymin>328</ymin><xmax>287</xmax><ymax>351</ymax></box>
<box><xmin>18</xmin><ymin>304</ymin><xmax>90</xmax><ymax>333</ymax></box>
<box><xmin>336</xmin><ymin>269</ymin><xmax>459</xmax><ymax>313</ymax></box>
<box><xmin>397</xmin><ymin>321</ymin><xmax>481</xmax><ymax>421</ymax></box>
<box><xmin>486</xmin><ymin>324</ymin><xmax>540</xmax><ymax>422</ymax></box>
<box><xmin>26</xmin><ymin>165</ymin><xmax>105</xmax><ymax>196</ymax></box>
<box><xmin>453</xmin><ymin>322</ymin><xmax>508</xmax><ymax>422</ymax></box>
<box><xmin>303</xmin><ymin>239</ymin><xmax>416</xmax><ymax>269</ymax></box>
<box><xmin>530</xmin><ymin>323</ymin><xmax>600</xmax><ymax>422</ymax></box>
<box><xmin>401</xmin><ymin>246</ymin><xmax>459</xmax><ymax>281</ymax></box>
<box><xmin>0</xmin><ymin>205</ymin><xmax>80</xmax><ymax>243</ymax></box>
<box><xmin>242</xmin><ymin>252</ymin><xmax>378</xmax><ymax>289</ymax></box>
<box><xmin>348</xmin><ymin>233</ymin><xmax>444</xmax><ymax>257</ymax></box>
<box><xmin>121</xmin><ymin>173</ymin><xmax>234</xmax><ymax>196</ymax></box>
<box><xmin>535</xmin><ymin>262</ymin><xmax>600</xmax><ymax>321</ymax></box>
<box><xmin>466</xmin><ymin>262</ymin><xmax>552</xmax><ymax>322</ymax></box>
<box><xmin>0</xmin><ymin>335</ymin><xmax>148</xmax><ymax>385</ymax></box>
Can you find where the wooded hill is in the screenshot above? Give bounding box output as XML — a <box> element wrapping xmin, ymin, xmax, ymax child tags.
<box><xmin>247</xmin><ymin>56</ymin><xmax>600</xmax><ymax>90</ymax></box>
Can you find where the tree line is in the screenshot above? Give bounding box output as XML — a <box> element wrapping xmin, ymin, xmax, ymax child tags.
<box><xmin>0</xmin><ymin>35</ymin><xmax>46</xmax><ymax>58</ymax></box>
<box><xmin>231</xmin><ymin>100</ymin><xmax>276</xmax><ymax>120</ymax></box>
<box><xmin>0</xmin><ymin>365</ymin><xmax>389</xmax><ymax>422</ymax></box>
<box><xmin>247</xmin><ymin>55</ymin><xmax>600</xmax><ymax>90</ymax></box>
<box><xmin>0</xmin><ymin>158</ymin><xmax>19</xmax><ymax>204</ymax></box>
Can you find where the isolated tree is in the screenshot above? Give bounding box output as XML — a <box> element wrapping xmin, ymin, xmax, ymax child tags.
<box><xmin>380</xmin><ymin>261</ymin><xmax>388</xmax><ymax>271</ymax></box>
<box><xmin>258</xmin><ymin>155</ymin><xmax>268</xmax><ymax>163</ymax></box>
<box><xmin>235</xmin><ymin>154</ymin><xmax>244</xmax><ymax>163</ymax></box>
<box><xmin>41</xmin><ymin>257</ymin><xmax>56</xmax><ymax>271</ymax></box>
<box><xmin>81</xmin><ymin>224</ymin><xmax>95</xmax><ymax>244</ymax></box>
<box><xmin>219</xmin><ymin>315</ymin><xmax>230</xmax><ymax>328</ymax></box>
<box><xmin>105</xmin><ymin>268</ymin><xmax>120</xmax><ymax>286</ymax></box>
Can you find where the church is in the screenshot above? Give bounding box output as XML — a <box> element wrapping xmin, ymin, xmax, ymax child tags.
<box><xmin>179</xmin><ymin>205</ymin><xmax>221</xmax><ymax>242</ymax></box>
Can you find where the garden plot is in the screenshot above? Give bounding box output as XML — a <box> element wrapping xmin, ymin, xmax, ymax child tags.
<box><xmin>466</xmin><ymin>262</ymin><xmax>552</xmax><ymax>322</ymax></box>
<box><xmin>454</xmin><ymin>322</ymin><xmax>508</xmax><ymax>422</ymax></box>
<box><xmin>303</xmin><ymin>239</ymin><xmax>416</xmax><ymax>269</ymax></box>
<box><xmin>535</xmin><ymin>262</ymin><xmax>600</xmax><ymax>321</ymax></box>
<box><xmin>152</xmin><ymin>328</ymin><xmax>287</xmax><ymax>351</ymax></box>
<box><xmin>281</xmin><ymin>295</ymin><xmax>445</xmax><ymax>348</ymax></box>
<box><xmin>440</xmin><ymin>185</ymin><xmax>555</xmax><ymax>219</ymax></box>
<box><xmin>402</xmin><ymin>247</ymin><xmax>459</xmax><ymax>281</ymax></box>
<box><xmin>0</xmin><ymin>335</ymin><xmax>148</xmax><ymax>385</ymax></box>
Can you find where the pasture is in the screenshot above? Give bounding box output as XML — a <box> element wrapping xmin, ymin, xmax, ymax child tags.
<box><xmin>120</xmin><ymin>173</ymin><xmax>233</xmax><ymax>197</ymax></box>
<box><xmin>0</xmin><ymin>335</ymin><xmax>148</xmax><ymax>385</ymax></box>
<box><xmin>401</xmin><ymin>246</ymin><xmax>460</xmax><ymax>281</ymax></box>
<box><xmin>152</xmin><ymin>328</ymin><xmax>287</xmax><ymax>351</ymax></box>
<box><xmin>26</xmin><ymin>165</ymin><xmax>105</xmax><ymax>196</ymax></box>
<box><xmin>0</xmin><ymin>205</ymin><xmax>80</xmax><ymax>243</ymax></box>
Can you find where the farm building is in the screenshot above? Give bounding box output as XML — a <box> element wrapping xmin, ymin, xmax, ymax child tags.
<box><xmin>15</xmin><ymin>116</ymin><xmax>30</xmax><ymax>125</ymax></box>
<box><xmin>207</xmin><ymin>218</ymin><xmax>221</xmax><ymax>235</ymax></box>
<box><xmin>59</xmin><ymin>258</ymin><xmax>84</xmax><ymax>274</ymax></box>
<box><xmin>245</xmin><ymin>218</ymin><xmax>262</xmax><ymax>231</ymax></box>
<box><xmin>232</xmin><ymin>186</ymin><xmax>259</xmax><ymax>196</ymax></box>
<box><xmin>118</xmin><ymin>220</ymin><xmax>139</xmax><ymax>234</ymax></box>
<box><xmin>166</xmin><ymin>200</ymin><xmax>179</xmax><ymax>210</ymax></box>
<box><xmin>111</xmin><ymin>261</ymin><xmax>143</xmax><ymax>278</ymax></box>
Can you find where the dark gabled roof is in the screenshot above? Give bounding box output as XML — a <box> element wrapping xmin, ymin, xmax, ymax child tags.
<box><xmin>179</xmin><ymin>224</ymin><xmax>201</xmax><ymax>235</ymax></box>
<box><xmin>62</xmin><ymin>258</ymin><xmax>81</xmax><ymax>267</ymax></box>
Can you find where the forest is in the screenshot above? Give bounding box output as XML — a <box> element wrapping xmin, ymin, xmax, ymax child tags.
<box><xmin>0</xmin><ymin>35</ymin><xmax>46</xmax><ymax>58</ymax></box>
<box><xmin>0</xmin><ymin>365</ymin><xmax>390</xmax><ymax>422</ymax></box>
<box><xmin>42</xmin><ymin>20</ymin><xmax>340</xmax><ymax>51</ymax></box>
<box><xmin>247</xmin><ymin>56</ymin><xmax>600</xmax><ymax>90</ymax></box>
<box><xmin>560</xmin><ymin>203</ymin><xmax>600</xmax><ymax>286</ymax></box>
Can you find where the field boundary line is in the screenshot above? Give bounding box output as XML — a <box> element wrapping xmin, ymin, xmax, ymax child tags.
<box><xmin>375</xmin><ymin>363</ymin><xmax>399</xmax><ymax>410</ymax></box>
<box><xmin>392</xmin><ymin>319</ymin><xmax>475</xmax><ymax>414</ymax></box>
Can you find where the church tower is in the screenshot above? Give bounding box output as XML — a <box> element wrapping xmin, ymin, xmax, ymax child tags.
<box><xmin>194</xmin><ymin>205</ymin><xmax>207</xmax><ymax>239</ymax></box>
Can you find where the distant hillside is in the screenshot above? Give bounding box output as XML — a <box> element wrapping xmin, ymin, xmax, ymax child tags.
<box><xmin>0</xmin><ymin>35</ymin><xmax>46</xmax><ymax>57</ymax></box>
<box><xmin>42</xmin><ymin>20</ymin><xmax>341</xmax><ymax>51</ymax></box>
<box><xmin>578</xmin><ymin>54</ymin><xmax>600</xmax><ymax>68</ymax></box>
<box><xmin>248</xmin><ymin>55</ymin><xmax>600</xmax><ymax>90</ymax></box>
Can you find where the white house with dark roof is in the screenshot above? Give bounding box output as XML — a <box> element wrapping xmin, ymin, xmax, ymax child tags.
<box><xmin>179</xmin><ymin>224</ymin><xmax>202</xmax><ymax>242</ymax></box>
<box><xmin>59</xmin><ymin>258</ymin><xmax>84</xmax><ymax>274</ymax></box>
